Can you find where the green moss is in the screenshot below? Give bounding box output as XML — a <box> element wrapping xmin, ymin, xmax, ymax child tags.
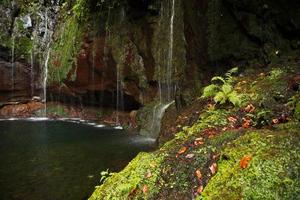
<box><xmin>294</xmin><ymin>101</ymin><xmax>300</xmax><ymax>121</ymax></box>
<box><xmin>89</xmin><ymin>152</ymin><xmax>166</xmax><ymax>200</ymax></box>
<box><xmin>48</xmin><ymin>15</ymin><xmax>84</xmax><ymax>84</ymax></box>
<box><xmin>202</xmin><ymin>123</ymin><xmax>300</xmax><ymax>199</ymax></box>
<box><xmin>46</xmin><ymin>104</ymin><xmax>69</xmax><ymax>117</ymax></box>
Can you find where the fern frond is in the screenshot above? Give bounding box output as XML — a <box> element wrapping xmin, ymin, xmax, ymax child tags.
<box><xmin>226</xmin><ymin>67</ymin><xmax>238</xmax><ymax>76</ymax></box>
<box><xmin>228</xmin><ymin>91</ymin><xmax>241</xmax><ymax>107</ymax></box>
<box><xmin>202</xmin><ymin>84</ymin><xmax>218</xmax><ymax>98</ymax></box>
<box><xmin>221</xmin><ymin>84</ymin><xmax>233</xmax><ymax>95</ymax></box>
<box><xmin>214</xmin><ymin>91</ymin><xmax>226</xmax><ymax>104</ymax></box>
<box><xmin>211</xmin><ymin>76</ymin><xmax>226</xmax><ymax>83</ymax></box>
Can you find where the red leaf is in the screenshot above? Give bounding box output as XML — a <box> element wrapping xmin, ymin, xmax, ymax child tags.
<box><xmin>194</xmin><ymin>137</ymin><xmax>204</xmax><ymax>146</ymax></box>
<box><xmin>196</xmin><ymin>185</ymin><xmax>204</xmax><ymax>194</ymax></box>
<box><xmin>209</xmin><ymin>163</ymin><xmax>217</xmax><ymax>175</ymax></box>
<box><xmin>142</xmin><ymin>185</ymin><xmax>148</xmax><ymax>194</ymax></box>
<box><xmin>240</xmin><ymin>155</ymin><xmax>252</xmax><ymax>169</ymax></box>
<box><xmin>195</xmin><ymin>169</ymin><xmax>202</xmax><ymax>180</ymax></box>
<box><xmin>242</xmin><ymin>118</ymin><xmax>251</xmax><ymax>128</ymax></box>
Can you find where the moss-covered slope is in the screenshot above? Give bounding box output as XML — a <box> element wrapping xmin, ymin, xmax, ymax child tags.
<box><xmin>89</xmin><ymin>65</ymin><xmax>300</xmax><ymax>199</ymax></box>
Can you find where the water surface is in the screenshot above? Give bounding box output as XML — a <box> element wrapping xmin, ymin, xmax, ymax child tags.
<box><xmin>0</xmin><ymin>120</ymin><xmax>154</xmax><ymax>200</ymax></box>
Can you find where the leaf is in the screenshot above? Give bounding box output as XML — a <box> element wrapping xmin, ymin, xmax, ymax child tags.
<box><xmin>195</xmin><ymin>169</ymin><xmax>202</xmax><ymax>180</ymax></box>
<box><xmin>209</xmin><ymin>163</ymin><xmax>217</xmax><ymax>175</ymax></box>
<box><xmin>186</xmin><ymin>154</ymin><xmax>195</xmax><ymax>159</ymax></box>
<box><xmin>142</xmin><ymin>185</ymin><xmax>148</xmax><ymax>194</ymax></box>
<box><xmin>211</xmin><ymin>76</ymin><xmax>226</xmax><ymax>83</ymax></box>
<box><xmin>244</xmin><ymin>104</ymin><xmax>255</xmax><ymax>113</ymax></box>
<box><xmin>176</xmin><ymin>146</ymin><xmax>188</xmax><ymax>157</ymax></box>
<box><xmin>240</xmin><ymin>155</ymin><xmax>252</xmax><ymax>169</ymax></box>
<box><xmin>242</xmin><ymin>118</ymin><xmax>251</xmax><ymax>128</ymax></box>
<box><xmin>227</xmin><ymin>116</ymin><xmax>237</xmax><ymax>123</ymax></box>
<box><xmin>202</xmin><ymin>84</ymin><xmax>218</xmax><ymax>98</ymax></box>
<box><xmin>228</xmin><ymin>91</ymin><xmax>241</xmax><ymax>107</ymax></box>
<box><xmin>194</xmin><ymin>137</ymin><xmax>204</xmax><ymax>146</ymax></box>
<box><xmin>213</xmin><ymin>92</ymin><xmax>226</xmax><ymax>104</ymax></box>
<box><xmin>145</xmin><ymin>171</ymin><xmax>152</xmax><ymax>178</ymax></box>
<box><xmin>222</xmin><ymin>84</ymin><xmax>233</xmax><ymax>95</ymax></box>
<box><xmin>196</xmin><ymin>185</ymin><xmax>204</xmax><ymax>194</ymax></box>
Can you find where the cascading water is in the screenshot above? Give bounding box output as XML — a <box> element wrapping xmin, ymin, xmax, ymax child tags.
<box><xmin>11</xmin><ymin>35</ymin><xmax>15</xmax><ymax>98</ymax></box>
<box><xmin>141</xmin><ymin>0</ymin><xmax>176</xmax><ymax>139</ymax></box>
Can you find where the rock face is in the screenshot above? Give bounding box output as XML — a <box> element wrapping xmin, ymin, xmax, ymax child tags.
<box><xmin>0</xmin><ymin>60</ymin><xmax>40</xmax><ymax>103</ymax></box>
<box><xmin>0</xmin><ymin>0</ymin><xmax>300</xmax><ymax>114</ymax></box>
<box><xmin>0</xmin><ymin>101</ymin><xmax>44</xmax><ymax>117</ymax></box>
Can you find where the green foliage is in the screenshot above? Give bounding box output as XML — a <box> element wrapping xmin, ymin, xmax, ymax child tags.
<box><xmin>46</xmin><ymin>105</ymin><xmax>68</xmax><ymax>117</ymax></box>
<box><xmin>48</xmin><ymin>15</ymin><xmax>84</xmax><ymax>84</ymax></box>
<box><xmin>202</xmin><ymin>67</ymin><xmax>242</xmax><ymax>107</ymax></box>
<box><xmin>100</xmin><ymin>169</ymin><xmax>115</xmax><ymax>183</ymax></box>
<box><xmin>72</xmin><ymin>0</ymin><xmax>88</xmax><ymax>19</ymax></box>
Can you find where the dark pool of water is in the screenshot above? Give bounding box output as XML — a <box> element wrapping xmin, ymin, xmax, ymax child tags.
<box><xmin>0</xmin><ymin>120</ymin><xmax>155</xmax><ymax>200</ymax></box>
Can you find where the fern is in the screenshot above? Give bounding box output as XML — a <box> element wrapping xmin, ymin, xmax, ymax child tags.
<box><xmin>228</xmin><ymin>91</ymin><xmax>241</xmax><ymax>107</ymax></box>
<box><xmin>202</xmin><ymin>84</ymin><xmax>219</xmax><ymax>98</ymax></box>
<box><xmin>201</xmin><ymin>67</ymin><xmax>242</xmax><ymax>107</ymax></box>
<box><xmin>221</xmin><ymin>84</ymin><xmax>233</xmax><ymax>95</ymax></box>
<box><xmin>212</xmin><ymin>76</ymin><xmax>226</xmax><ymax>83</ymax></box>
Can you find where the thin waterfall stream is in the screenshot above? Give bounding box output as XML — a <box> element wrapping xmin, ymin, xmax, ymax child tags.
<box><xmin>142</xmin><ymin>0</ymin><xmax>176</xmax><ymax>139</ymax></box>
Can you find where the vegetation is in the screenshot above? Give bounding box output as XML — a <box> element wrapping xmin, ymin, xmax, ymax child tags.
<box><xmin>90</xmin><ymin>64</ymin><xmax>300</xmax><ymax>199</ymax></box>
<box><xmin>202</xmin><ymin>67</ymin><xmax>243</xmax><ymax>107</ymax></box>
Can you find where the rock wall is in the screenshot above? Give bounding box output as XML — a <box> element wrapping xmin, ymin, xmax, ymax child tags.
<box><xmin>0</xmin><ymin>0</ymin><xmax>299</xmax><ymax>112</ymax></box>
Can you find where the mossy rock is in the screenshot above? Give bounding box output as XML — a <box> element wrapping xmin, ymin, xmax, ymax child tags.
<box><xmin>294</xmin><ymin>101</ymin><xmax>300</xmax><ymax>121</ymax></box>
<box><xmin>202</xmin><ymin>123</ymin><xmax>300</xmax><ymax>199</ymax></box>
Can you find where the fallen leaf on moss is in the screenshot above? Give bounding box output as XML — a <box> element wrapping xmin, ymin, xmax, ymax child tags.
<box><xmin>194</xmin><ymin>137</ymin><xmax>204</xmax><ymax>146</ymax></box>
<box><xmin>145</xmin><ymin>171</ymin><xmax>152</xmax><ymax>178</ymax></box>
<box><xmin>242</xmin><ymin>118</ymin><xmax>251</xmax><ymax>128</ymax></box>
<box><xmin>227</xmin><ymin>116</ymin><xmax>237</xmax><ymax>123</ymax></box>
<box><xmin>142</xmin><ymin>185</ymin><xmax>148</xmax><ymax>194</ymax></box>
<box><xmin>272</xmin><ymin>118</ymin><xmax>279</xmax><ymax>124</ymax></box>
<box><xmin>209</xmin><ymin>163</ymin><xmax>217</xmax><ymax>175</ymax></box>
<box><xmin>186</xmin><ymin>154</ymin><xmax>195</xmax><ymax>159</ymax></box>
<box><xmin>195</xmin><ymin>169</ymin><xmax>202</xmax><ymax>180</ymax></box>
<box><xmin>244</xmin><ymin>104</ymin><xmax>255</xmax><ymax>113</ymax></box>
<box><xmin>196</xmin><ymin>185</ymin><xmax>204</xmax><ymax>194</ymax></box>
<box><xmin>176</xmin><ymin>146</ymin><xmax>188</xmax><ymax>157</ymax></box>
<box><xmin>240</xmin><ymin>155</ymin><xmax>252</xmax><ymax>169</ymax></box>
<box><xmin>150</xmin><ymin>161</ymin><xmax>156</xmax><ymax>168</ymax></box>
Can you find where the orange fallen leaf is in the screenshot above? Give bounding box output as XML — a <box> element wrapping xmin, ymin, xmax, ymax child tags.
<box><xmin>142</xmin><ymin>185</ymin><xmax>148</xmax><ymax>194</ymax></box>
<box><xmin>194</xmin><ymin>137</ymin><xmax>204</xmax><ymax>146</ymax></box>
<box><xmin>272</xmin><ymin>118</ymin><xmax>279</xmax><ymax>124</ymax></box>
<box><xmin>240</xmin><ymin>155</ymin><xmax>252</xmax><ymax>169</ymax></box>
<box><xmin>228</xmin><ymin>116</ymin><xmax>238</xmax><ymax>123</ymax></box>
<box><xmin>195</xmin><ymin>169</ymin><xmax>202</xmax><ymax>180</ymax></box>
<box><xmin>244</xmin><ymin>104</ymin><xmax>255</xmax><ymax>113</ymax></box>
<box><xmin>196</xmin><ymin>185</ymin><xmax>204</xmax><ymax>194</ymax></box>
<box><xmin>242</xmin><ymin>118</ymin><xmax>251</xmax><ymax>128</ymax></box>
<box><xmin>176</xmin><ymin>146</ymin><xmax>188</xmax><ymax>157</ymax></box>
<box><xmin>209</xmin><ymin>163</ymin><xmax>217</xmax><ymax>175</ymax></box>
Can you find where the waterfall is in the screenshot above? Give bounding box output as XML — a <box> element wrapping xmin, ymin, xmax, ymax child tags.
<box><xmin>43</xmin><ymin>48</ymin><xmax>50</xmax><ymax>108</ymax></box>
<box><xmin>166</xmin><ymin>0</ymin><xmax>175</xmax><ymax>101</ymax></box>
<box><xmin>11</xmin><ymin>35</ymin><xmax>15</xmax><ymax>97</ymax></box>
<box><xmin>141</xmin><ymin>0</ymin><xmax>176</xmax><ymax>139</ymax></box>
<box><xmin>115</xmin><ymin>7</ymin><xmax>126</xmax><ymax>125</ymax></box>
<box><xmin>30</xmin><ymin>48</ymin><xmax>34</xmax><ymax>97</ymax></box>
